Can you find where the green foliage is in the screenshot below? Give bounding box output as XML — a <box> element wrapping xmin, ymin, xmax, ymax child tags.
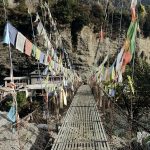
<box><xmin>47</xmin><ymin>0</ymin><xmax>57</xmax><ymax>7</ymax></box>
<box><xmin>116</xmin><ymin>58</ymin><xmax>150</xmax><ymax>119</ymax></box>
<box><xmin>91</xmin><ymin>4</ymin><xmax>104</xmax><ymax>32</ymax></box>
<box><xmin>15</xmin><ymin>0</ymin><xmax>27</xmax><ymax>12</ymax></box>
<box><xmin>4</xmin><ymin>96</ymin><xmax>13</xmax><ymax>111</ymax></box>
<box><xmin>0</xmin><ymin>91</ymin><xmax>26</xmax><ymax>113</ymax></box>
<box><xmin>144</xmin><ymin>135</ymin><xmax>150</xmax><ymax>144</ymax></box>
<box><xmin>52</xmin><ymin>0</ymin><xmax>76</xmax><ymax>24</ymax></box>
<box><xmin>74</xmin><ymin>4</ymin><xmax>91</xmax><ymax>26</ymax></box>
<box><xmin>142</xmin><ymin>5</ymin><xmax>150</xmax><ymax>37</ymax></box>
<box><xmin>91</xmin><ymin>4</ymin><xmax>103</xmax><ymax>18</ymax></box>
<box><xmin>52</xmin><ymin>0</ymin><xmax>103</xmax><ymax>27</ymax></box>
<box><xmin>17</xmin><ymin>91</ymin><xmax>27</xmax><ymax>112</ymax></box>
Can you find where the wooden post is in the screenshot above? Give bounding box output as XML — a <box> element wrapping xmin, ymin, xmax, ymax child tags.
<box><xmin>55</xmin><ymin>94</ymin><xmax>59</xmax><ymax>120</ymax></box>
<box><xmin>98</xmin><ymin>85</ymin><xmax>101</xmax><ymax>108</ymax></box>
<box><xmin>110</xmin><ymin>100</ymin><xmax>114</xmax><ymax>141</ymax></box>
<box><xmin>102</xmin><ymin>96</ymin><xmax>105</xmax><ymax>114</ymax></box>
<box><xmin>29</xmin><ymin>96</ymin><xmax>33</xmax><ymax>120</ymax></box>
<box><xmin>100</xmin><ymin>88</ymin><xmax>103</xmax><ymax>108</ymax></box>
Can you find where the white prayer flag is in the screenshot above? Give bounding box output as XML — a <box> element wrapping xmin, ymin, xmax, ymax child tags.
<box><xmin>16</xmin><ymin>32</ymin><xmax>26</xmax><ymax>53</ymax></box>
<box><xmin>131</xmin><ymin>0</ymin><xmax>137</xmax><ymax>8</ymax></box>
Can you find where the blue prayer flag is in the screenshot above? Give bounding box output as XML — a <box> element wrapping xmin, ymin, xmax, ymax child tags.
<box><xmin>40</xmin><ymin>52</ymin><xmax>45</xmax><ymax>64</ymax></box>
<box><xmin>7</xmin><ymin>105</ymin><xmax>16</xmax><ymax>123</ymax></box>
<box><xmin>3</xmin><ymin>23</ymin><xmax>10</xmax><ymax>44</ymax></box>
<box><xmin>42</xmin><ymin>66</ymin><xmax>48</xmax><ymax>75</ymax></box>
<box><xmin>3</xmin><ymin>22</ymin><xmax>18</xmax><ymax>46</ymax></box>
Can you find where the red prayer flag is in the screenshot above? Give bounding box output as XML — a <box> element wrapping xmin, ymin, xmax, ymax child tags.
<box><xmin>25</xmin><ymin>39</ymin><xmax>32</xmax><ymax>56</ymax></box>
<box><xmin>99</xmin><ymin>27</ymin><xmax>104</xmax><ymax>42</ymax></box>
<box><xmin>131</xmin><ymin>7</ymin><xmax>136</xmax><ymax>22</ymax></box>
<box><xmin>121</xmin><ymin>51</ymin><xmax>132</xmax><ymax>72</ymax></box>
<box><xmin>47</xmin><ymin>55</ymin><xmax>51</xmax><ymax>63</ymax></box>
<box><xmin>131</xmin><ymin>0</ymin><xmax>137</xmax><ymax>8</ymax></box>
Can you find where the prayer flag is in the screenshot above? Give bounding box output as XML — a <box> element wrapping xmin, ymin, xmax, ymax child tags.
<box><xmin>99</xmin><ymin>26</ymin><xmax>104</xmax><ymax>42</ymax></box>
<box><xmin>131</xmin><ymin>0</ymin><xmax>137</xmax><ymax>8</ymax></box>
<box><xmin>116</xmin><ymin>48</ymin><xmax>124</xmax><ymax>72</ymax></box>
<box><xmin>102</xmin><ymin>55</ymin><xmax>108</xmax><ymax>65</ymax></box>
<box><xmin>121</xmin><ymin>51</ymin><xmax>132</xmax><ymax>72</ymax></box>
<box><xmin>3</xmin><ymin>22</ymin><xmax>18</xmax><ymax>46</ymax></box>
<box><xmin>139</xmin><ymin>4</ymin><xmax>147</xmax><ymax>18</ymax></box>
<box><xmin>40</xmin><ymin>52</ymin><xmax>45</xmax><ymax>64</ymax></box>
<box><xmin>130</xmin><ymin>21</ymin><xmax>138</xmax><ymax>54</ymax></box>
<box><xmin>127</xmin><ymin>22</ymin><xmax>135</xmax><ymax>40</ymax></box>
<box><xmin>7</xmin><ymin>105</ymin><xmax>16</xmax><ymax>123</ymax></box>
<box><xmin>42</xmin><ymin>66</ymin><xmax>48</xmax><ymax>75</ymax></box>
<box><xmin>63</xmin><ymin>89</ymin><xmax>67</xmax><ymax>106</ymax></box>
<box><xmin>35</xmin><ymin>48</ymin><xmax>41</xmax><ymax>60</ymax></box>
<box><xmin>118</xmin><ymin>70</ymin><xmax>123</xmax><ymax>83</ymax></box>
<box><xmin>3</xmin><ymin>23</ymin><xmax>10</xmax><ymax>44</ymax></box>
<box><xmin>32</xmin><ymin>44</ymin><xmax>36</xmax><ymax>57</ymax></box>
<box><xmin>37</xmin><ymin>21</ymin><xmax>43</xmax><ymax>35</ymax></box>
<box><xmin>51</xmin><ymin>48</ymin><xmax>54</xmax><ymax>57</ymax></box>
<box><xmin>131</xmin><ymin>7</ymin><xmax>136</xmax><ymax>22</ymax></box>
<box><xmin>127</xmin><ymin>75</ymin><xmax>134</xmax><ymax>94</ymax></box>
<box><xmin>110</xmin><ymin>65</ymin><xmax>115</xmax><ymax>81</ymax></box>
<box><xmin>16</xmin><ymin>32</ymin><xmax>26</xmax><ymax>53</ymax></box>
<box><xmin>25</xmin><ymin>39</ymin><xmax>32</xmax><ymax>56</ymax></box>
<box><xmin>47</xmin><ymin>55</ymin><xmax>51</xmax><ymax>63</ymax></box>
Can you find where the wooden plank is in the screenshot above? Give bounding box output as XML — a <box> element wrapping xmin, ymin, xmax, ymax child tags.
<box><xmin>51</xmin><ymin>85</ymin><xmax>110</xmax><ymax>150</ymax></box>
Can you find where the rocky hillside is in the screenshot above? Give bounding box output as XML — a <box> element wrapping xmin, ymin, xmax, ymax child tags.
<box><xmin>0</xmin><ymin>0</ymin><xmax>150</xmax><ymax>79</ymax></box>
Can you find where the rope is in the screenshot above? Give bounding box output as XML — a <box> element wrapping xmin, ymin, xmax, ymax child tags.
<box><xmin>2</xmin><ymin>0</ymin><xmax>14</xmax><ymax>82</ymax></box>
<box><xmin>94</xmin><ymin>0</ymin><xmax>110</xmax><ymax>65</ymax></box>
<box><xmin>43</xmin><ymin>2</ymin><xmax>72</xmax><ymax>69</ymax></box>
<box><xmin>27</xmin><ymin>1</ymin><xmax>48</xmax><ymax>119</ymax></box>
<box><xmin>1</xmin><ymin>3</ymin><xmax>21</xmax><ymax>148</ymax></box>
<box><xmin>28</xmin><ymin>13</ymin><xmax>36</xmax><ymax>43</ymax></box>
<box><xmin>29</xmin><ymin>12</ymin><xmax>52</xmax><ymax>125</ymax></box>
<box><xmin>118</xmin><ymin>0</ymin><xmax>123</xmax><ymax>48</ymax></box>
<box><xmin>2</xmin><ymin>0</ymin><xmax>7</xmax><ymax>21</ymax></box>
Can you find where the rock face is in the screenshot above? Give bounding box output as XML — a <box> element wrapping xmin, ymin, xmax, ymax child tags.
<box><xmin>7</xmin><ymin>0</ymin><xmax>19</xmax><ymax>8</ymax></box>
<box><xmin>7</xmin><ymin>0</ymin><xmax>39</xmax><ymax>12</ymax></box>
<box><xmin>61</xmin><ymin>26</ymin><xmax>99</xmax><ymax>77</ymax></box>
<box><xmin>61</xmin><ymin>25</ymin><xmax>124</xmax><ymax>79</ymax></box>
<box><xmin>138</xmin><ymin>38</ymin><xmax>150</xmax><ymax>63</ymax></box>
<box><xmin>59</xmin><ymin>25</ymin><xmax>150</xmax><ymax>79</ymax></box>
<box><xmin>78</xmin><ymin>26</ymin><xmax>97</xmax><ymax>65</ymax></box>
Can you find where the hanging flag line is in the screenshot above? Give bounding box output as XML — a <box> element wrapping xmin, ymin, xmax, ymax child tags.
<box><xmin>3</xmin><ymin>21</ymin><xmax>80</xmax><ymax>82</ymax></box>
<box><xmin>27</xmin><ymin>1</ymin><xmax>72</xmax><ymax>70</ymax></box>
<box><xmin>3</xmin><ymin>21</ymin><xmax>81</xmax><ymax>124</ymax></box>
<box><xmin>33</xmin><ymin>13</ymin><xmax>75</xmax><ymax>84</ymax></box>
<box><xmin>40</xmin><ymin>2</ymin><xmax>72</xmax><ymax>69</ymax></box>
<box><xmin>34</xmin><ymin>12</ymin><xmax>71</xmax><ymax>69</ymax></box>
<box><xmin>90</xmin><ymin>0</ymin><xmax>141</xmax><ymax>97</ymax></box>
<box><xmin>2</xmin><ymin>1</ymin><xmax>81</xmax><ymax>128</ymax></box>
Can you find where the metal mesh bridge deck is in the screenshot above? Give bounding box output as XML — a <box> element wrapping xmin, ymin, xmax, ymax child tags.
<box><xmin>51</xmin><ymin>85</ymin><xmax>110</xmax><ymax>150</ymax></box>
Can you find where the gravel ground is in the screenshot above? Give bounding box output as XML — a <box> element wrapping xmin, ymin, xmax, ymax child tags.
<box><xmin>0</xmin><ymin>111</ymin><xmax>41</xmax><ymax>150</ymax></box>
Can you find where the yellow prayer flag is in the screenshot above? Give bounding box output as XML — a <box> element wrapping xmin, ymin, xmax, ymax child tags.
<box><xmin>35</xmin><ymin>48</ymin><xmax>41</xmax><ymax>60</ymax></box>
<box><xmin>140</xmin><ymin>4</ymin><xmax>147</xmax><ymax>18</ymax></box>
<box><xmin>111</xmin><ymin>66</ymin><xmax>116</xmax><ymax>81</ymax></box>
<box><xmin>127</xmin><ymin>75</ymin><xmax>134</xmax><ymax>95</ymax></box>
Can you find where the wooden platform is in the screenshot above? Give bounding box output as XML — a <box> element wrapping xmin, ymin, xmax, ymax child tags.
<box><xmin>51</xmin><ymin>85</ymin><xmax>110</xmax><ymax>150</ymax></box>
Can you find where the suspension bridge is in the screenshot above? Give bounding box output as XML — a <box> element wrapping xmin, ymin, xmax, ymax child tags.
<box><xmin>49</xmin><ymin>85</ymin><xmax>110</xmax><ymax>150</ymax></box>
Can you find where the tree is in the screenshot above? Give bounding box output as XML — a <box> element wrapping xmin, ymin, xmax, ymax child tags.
<box><xmin>116</xmin><ymin>57</ymin><xmax>150</xmax><ymax>120</ymax></box>
<box><xmin>16</xmin><ymin>91</ymin><xmax>27</xmax><ymax>112</ymax></box>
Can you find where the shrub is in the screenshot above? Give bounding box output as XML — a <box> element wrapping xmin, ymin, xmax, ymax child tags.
<box><xmin>17</xmin><ymin>91</ymin><xmax>27</xmax><ymax>112</ymax></box>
